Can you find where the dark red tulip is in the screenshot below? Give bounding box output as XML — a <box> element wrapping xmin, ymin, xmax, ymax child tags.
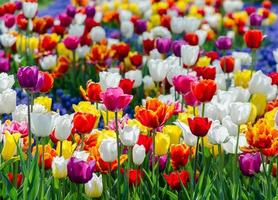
<box><xmin>188</xmin><ymin>117</ymin><xmax>212</xmax><ymax>137</ymax></box>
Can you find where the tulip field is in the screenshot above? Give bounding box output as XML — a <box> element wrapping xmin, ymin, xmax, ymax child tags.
<box><xmin>1</xmin><ymin>0</ymin><xmax>278</xmax><ymax>199</ymax></box>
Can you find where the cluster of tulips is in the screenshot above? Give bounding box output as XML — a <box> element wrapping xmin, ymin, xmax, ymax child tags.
<box><xmin>0</xmin><ymin>0</ymin><xmax>278</xmax><ymax>199</ymax></box>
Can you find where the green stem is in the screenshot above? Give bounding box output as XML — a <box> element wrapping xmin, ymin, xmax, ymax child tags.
<box><xmin>27</xmin><ymin>92</ymin><xmax>32</xmax><ymax>169</ymax></box>
<box><xmin>152</xmin><ymin>130</ymin><xmax>156</xmax><ymax>197</ymax></box>
<box><xmin>193</xmin><ymin>137</ymin><xmax>200</xmax><ymax>188</ymax></box>
<box><xmin>41</xmin><ymin>138</ymin><xmax>45</xmax><ymax>200</ymax></box>
<box><xmin>260</xmin><ymin>150</ymin><xmax>271</xmax><ymax>199</ymax></box>
<box><xmin>60</xmin><ymin>141</ymin><xmax>63</xmax><ymax>157</ymax></box>
<box><xmin>250</xmin><ymin>49</ymin><xmax>256</xmax><ymax>76</ymax></box>
<box><xmin>115</xmin><ymin>111</ymin><xmax>121</xmax><ymax>200</ymax></box>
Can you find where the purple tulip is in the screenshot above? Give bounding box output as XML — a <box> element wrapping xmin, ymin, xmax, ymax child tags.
<box><xmin>30</xmin><ymin>71</ymin><xmax>45</xmax><ymax>93</ymax></box>
<box><xmin>4</xmin><ymin>14</ymin><xmax>16</xmax><ymax>29</ymax></box>
<box><xmin>134</xmin><ymin>20</ymin><xmax>147</xmax><ymax>35</ymax></box>
<box><xmin>63</xmin><ymin>35</ymin><xmax>79</xmax><ymax>50</ymax></box>
<box><xmin>66</xmin><ymin>5</ymin><xmax>76</xmax><ymax>17</ymax></box>
<box><xmin>156</xmin><ymin>38</ymin><xmax>172</xmax><ymax>54</ymax></box>
<box><xmin>239</xmin><ymin>153</ymin><xmax>261</xmax><ymax>176</ymax></box>
<box><xmin>67</xmin><ymin>157</ymin><xmax>96</xmax><ymax>184</ymax></box>
<box><xmin>85</xmin><ymin>6</ymin><xmax>96</xmax><ymax>18</ymax></box>
<box><xmin>250</xmin><ymin>13</ymin><xmax>263</xmax><ymax>27</ymax></box>
<box><xmin>17</xmin><ymin>66</ymin><xmax>40</xmax><ymax>90</ymax></box>
<box><xmin>215</xmin><ymin>36</ymin><xmax>232</xmax><ymax>50</ymax></box>
<box><xmin>0</xmin><ymin>58</ymin><xmax>10</xmax><ymax>73</ymax></box>
<box><xmin>172</xmin><ymin>40</ymin><xmax>187</xmax><ymax>57</ymax></box>
<box><xmin>149</xmin><ymin>155</ymin><xmax>168</xmax><ymax>172</ymax></box>
<box><xmin>0</xmin><ymin>51</ymin><xmax>5</xmax><ymax>58</ymax></box>
<box><xmin>15</xmin><ymin>1</ymin><xmax>22</xmax><ymax>10</ymax></box>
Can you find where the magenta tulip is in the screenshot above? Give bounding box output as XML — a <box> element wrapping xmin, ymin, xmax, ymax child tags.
<box><xmin>4</xmin><ymin>14</ymin><xmax>16</xmax><ymax>28</ymax></box>
<box><xmin>239</xmin><ymin>153</ymin><xmax>261</xmax><ymax>176</ymax></box>
<box><xmin>172</xmin><ymin>75</ymin><xmax>197</xmax><ymax>95</ymax></box>
<box><xmin>156</xmin><ymin>38</ymin><xmax>172</xmax><ymax>54</ymax></box>
<box><xmin>0</xmin><ymin>58</ymin><xmax>10</xmax><ymax>73</ymax></box>
<box><xmin>63</xmin><ymin>35</ymin><xmax>79</xmax><ymax>50</ymax></box>
<box><xmin>215</xmin><ymin>36</ymin><xmax>232</xmax><ymax>50</ymax></box>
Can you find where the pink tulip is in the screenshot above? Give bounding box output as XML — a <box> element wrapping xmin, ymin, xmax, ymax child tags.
<box><xmin>4</xmin><ymin>14</ymin><xmax>16</xmax><ymax>28</ymax></box>
<box><xmin>100</xmin><ymin>87</ymin><xmax>133</xmax><ymax>111</ymax></box>
<box><xmin>63</xmin><ymin>35</ymin><xmax>79</xmax><ymax>50</ymax></box>
<box><xmin>183</xmin><ymin>91</ymin><xmax>200</xmax><ymax>107</ymax></box>
<box><xmin>172</xmin><ymin>75</ymin><xmax>197</xmax><ymax>95</ymax></box>
<box><xmin>3</xmin><ymin>120</ymin><xmax>28</xmax><ymax>137</ymax></box>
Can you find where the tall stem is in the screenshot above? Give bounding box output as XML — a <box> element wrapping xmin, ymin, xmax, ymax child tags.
<box><xmin>27</xmin><ymin>92</ymin><xmax>32</xmax><ymax>168</ymax></box>
<box><xmin>250</xmin><ymin>49</ymin><xmax>256</xmax><ymax>76</ymax></box>
<box><xmin>41</xmin><ymin>138</ymin><xmax>45</xmax><ymax>200</ymax></box>
<box><xmin>260</xmin><ymin>150</ymin><xmax>271</xmax><ymax>199</ymax></box>
<box><xmin>193</xmin><ymin>137</ymin><xmax>200</xmax><ymax>188</ymax></box>
<box><xmin>60</xmin><ymin>141</ymin><xmax>63</xmax><ymax>157</ymax></box>
<box><xmin>115</xmin><ymin>111</ymin><xmax>121</xmax><ymax>199</ymax></box>
<box><xmin>152</xmin><ymin>130</ymin><xmax>156</xmax><ymax>196</ymax></box>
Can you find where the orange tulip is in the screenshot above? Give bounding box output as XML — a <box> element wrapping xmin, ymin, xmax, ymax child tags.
<box><xmin>135</xmin><ymin>98</ymin><xmax>175</xmax><ymax>129</ymax></box>
<box><xmin>170</xmin><ymin>144</ymin><xmax>190</xmax><ymax>170</ymax></box>
<box><xmin>32</xmin><ymin>144</ymin><xmax>57</xmax><ymax>170</ymax></box>
<box><xmin>80</xmin><ymin>81</ymin><xmax>102</xmax><ymax>103</ymax></box>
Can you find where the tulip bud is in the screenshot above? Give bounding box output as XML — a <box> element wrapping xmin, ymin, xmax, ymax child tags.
<box><xmin>85</xmin><ymin>174</ymin><xmax>103</xmax><ymax>198</ymax></box>
<box><xmin>52</xmin><ymin>156</ymin><xmax>68</xmax><ymax>179</ymax></box>
<box><xmin>99</xmin><ymin>138</ymin><xmax>118</xmax><ymax>162</ymax></box>
<box><xmin>31</xmin><ymin>112</ymin><xmax>55</xmax><ymax>137</ymax></box>
<box><xmin>229</xmin><ymin>102</ymin><xmax>251</xmax><ymax>125</ymax></box>
<box><xmin>54</xmin><ymin>114</ymin><xmax>73</xmax><ymax>141</ymax></box>
<box><xmin>119</xmin><ymin>125</ymin><xmax>140</xmax><ymax>146</ymax></box>
<box><xmin>132</xmin><ymin>144</ymin><xmax>146</xmax><ymax>165</ymax></box>
<box><xmin>22</xmin><ymin>2</ymin><xmax>38</xmax><ymax>19</ymax></box>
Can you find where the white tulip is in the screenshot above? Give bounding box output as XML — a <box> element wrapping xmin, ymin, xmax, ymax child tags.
<box><xmin>85</xmin><ymin>174</ymin><xmax>103</xmax><ymax>198</ymax></box>
<box><xmin>143</xmin><ymin>75</ymin><xmax>155</xmax><ymax>90</ymax></box>
<box><xmin>73</xmin><ymin>151</ymin><xmax>90</xmax><ymax>161</ymax></box>
<box><xmin>148</xmin><ymin>59</ymin><xmax>170</xmax><ymax>82</ymax></box>
<box><xmin>22</xmin><ymin>2</ymin><xmax>38</xmax><ymax>19</ymax></box>
<box><xmin>52</xmin><ymin>156</ymin><xmax>68</xmax><ymax>179</ymax></box>
<box><xmin>151</xmin><ymin>26</ymin><xmax>171</xmax><ymax>38</ymax></box>
<box><xmin>215</xmin><ymin>74</ymin><xmax>226</xmax><ymax>90</ymax></box>
<box><xmin>205</xmin><ymin>14</ymin><xmax>221</xmax><ymax>29</ymax></box>
<box><xmin>229</xmin><ymin>87</ymin><xmax>250</xmax><ymax>102</ymax></box>
<box><xmin>99</xmin><ymin>71</ymin><xmax>121</xmax><ymax>91</ymax></box>
<box><xmin>33</xmin><ymin>104</ymin><xmax>47</xmax><ymax>113</ymax></box>
<box><xmin>125</xmin><ymin>70</ymin><xmax>142</xmax><ymax>88</ymax></box>
<box><xmin>207</xmin><ymin>120</ymin><xmax>229</xmax><ymax>145</ymax></box>
<box><xmin>181</xmin><ymin>45</ymin><xmax>199</xmax><ymax>67</ymax></box>
<box><xmin>0</xmin><ymin>73</ymin><xmax>14</xmax><ymax>93</ymax></box>
<box><xmin>90</xmin><ymin>26</ymin><xmax>106</xmax><ymax>43</ymax></box>
<box><xmin>0</xmin><ymin>89</ymin><xmax>16</xmax><ymax>114</ymax></box>
<box><xmin>232</xmin><ymin>52</ymin><xmax>252</xmax><ymax>67</ymax></box>
<box><xmin>121</xmin><ymin>21</ymin><xmax>134</xmax><ymax>39</ymax></box>
<box><xmin>196</xmin><ymin>30</ymin><xmax>207</xmax><ymax>46</ymax></box>
<box><xmin>223</xmin><ymin>0</ymin><xmax>243</xmax><ymax>13</ymax></box>
<box><xmin>222</xmin><ymin>135</ymin><xmax>247</xmax><ymax>154</ymax></box>
<box><xmin>184</xmin><ymin>17</ymin><xmax>201</xmax><ymax>33</ymax></box>
<box><xmin>68</xmin><ymin>24</ymin><xmax>85</xmax><ymax>37</ymax></box>
<box><xmin>229</xmin><ymin>102</ymin><xmax>251</xmax><ymax>125</ymax></box>
<box><xmin>76</xmin><ymin>45</ymin><xmax>90</xmax><ymax>58</ymax></box>
<box><xmin>31</xmin><ymin>112</ymin><xmax>55</xmax><ymax>137</ymax></box>
<box><xmin>12</xmin><ymin>105</ymin><xmax>28</xmax><ymax>122</ymax></box>
<box><xmin>94</xmin><ymin>11</ymin><xmax>103</xmax><ymax>23</ymax></box>
<box><xmin>175</xmin><ymin>121</ymin><xmax>197</xmax><ymax>147</ymax></box>
<box><xmin>149</xmin><ymin>49</ymin><xmax>162</xmax><ymax>60</ymax></box>
<box><xmin>54</xmin><ymin>114</ymin><xmax>73</xmax><ymax>141</ymax></box>
<box><xmin>170</xmin><ymin>17</ymin><xmax>185</xmax><ymax>34</ymax></box>
<box><xmin>99</xmin><ymin>138</ymin><xmax>118</xmax><ymax>162</ymax></box>
<box><xmin>74</xmin><ymin>13</ymin><xmax>86</xmax><ymax>25</ymax></box>
<box><xmin>0</xmin><ymin>34</ymin><xmax>17</xmax><ymax>48</ymax></box>
<box><xmin>119</xmin><ymin>10</ymin><xmax>132</xmax><ymax>22</ymax></box>
<box><xmin>119</xmin><ymin>125</ymin><xmax>140</xmax><ymax>146</ymax></box>
<box><xmin>40</xmin><ymin>55</ymin><xmax>57</xmax><ymax>71</ymax></box>
<box><xmin>132</xmin><ymin>144</ymin><xmax>146</xmax><ymax>165</ymax></box>
<box><xmin>222</xmin><ymin>115</ymin><xmax>238</xmax><ymax>136</ymax></box>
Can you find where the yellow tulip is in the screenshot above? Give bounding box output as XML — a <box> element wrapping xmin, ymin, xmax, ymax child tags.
<box><xmin>163</xmin><ymin>125</ymin><xmax>182</xmax><ymax>145</ymax></box>
<box><xmin>129</xmin><ymin>3</ymin><xmax>139</xmax><ymax>15</ymax></box>
<box><xmin>176</xmin><ymin>1</ymin><xmax>188</xmax><ymax>13</ymax></box>
<box><xmin>1</xmin><ymin>131</ymin><xmax>21</xmax><ymax>161</ymax></box>
<box><xmin>150</xmin><ymin>14</ymin><xmax>161</xmax><ymax>27</ymax></box>
<box><xmin>264</xmin><ymin>108</ymin><xmax>278</xmax><ymax>127</ymax></box>
<box><xmin>57</xmin><ymin>43</ymin><xmax>73</xmax><ymax>60</ymax></box>
<box><xmin>233</xmin><ymin>11</ymin><xmax>249</xmax><ymax>25</ymax></box>
<box><xmin>128</xmin><ymin>119</ymin><xmax>149</xmax><ymax>135</ymax></box>
<box><xmin>196</xmin><ymin>56</ymin><xmax>211</xmax><ymax>67</ymax></box>
<box><xmin>250</xmin><ymin>93</ymin><xmax>267</xmax><ymax>117</ymax></box>
<box><xmin>248</xmin><ymin>103</ymin><xmax>257</xmax><ymax>124</ymax></box>
<box><xmin>96</xmin><ymin>130</ymin><xmax>116</xmax><ymax>147</ymax></box>
<box><xmin>155</xmin><ymin>132</ymin><xmax>170</xmax><ymax>156</ymax></box>
<box><xmin>34</xmin><ymin>96</ymin><xmax>52</xmax><ymax>111</ymax></box>
<box><xmin>56</xmin><ymin>141</ymin><xmax>76</xmax><ymax>159</ymax></box>
<box><xmin>101</xmin><ymin>110</ymin><xmax>122</xmax><ymax>126</ymax></box>
<box><xmin>234</xmin><ymin>70</ymin><xmax>252</xmax><ymax>89</ymax></box>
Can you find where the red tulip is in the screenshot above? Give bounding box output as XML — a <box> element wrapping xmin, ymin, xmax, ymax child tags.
<box><xmin>170</xmin><ymin>144</ymin><xmax>190</xmax><ymax>170</ymax></box>
<box><xmin>41</xmin><ymin>34</ymin><xmax>58</xmax><ymax>52</ymax></box>
<box><xmin>202</xmin><ymin>66</ymin><xmax>216</xmax><ymax>80</ymax></box>
<box><xmin>262</xmin><ymin>0</ymin><xmax>272</xmax><ymax>9</ymax></box>
<box><xmin>119</xmin><ymin>78</ymin><xmax>134</xmax><ymax>94</ymax></box>
<box><xmin>130</xmin><ymin>54</ymin><xmax>142</xmax><ymax>67</ymax></box>
<box><xmin>51</xmin><ymin>25</ymin><xmax>66</xmax><ymax>36</ymax></box>
<box><xmin>244</xmin><ymin>30</ymin><xmax>263</xmax><ymax>49</ymax></box>
<box><xmin>111</xmin><ymin>43</ymin><xmax>130</xmax><ymax>61</ymax></box>
<box><xmin>16</xmin><ymin>13</ymin><xmax>28</xmax><ymax>30</ymax></box>
<box><xmin>137</xmin><ymin>135</ymin><xmax>152</xmax><ymax>152</ymax></box>
<box><xmin>220</xmin><ymin>56</ymin><xmax>235</xmax><ymax>73</ymax></box>
<box><xmin>8</xmin><ymin>173</ymin><xmax>23</xmax><ymax>188</ymax></box>
<box><xmin>269</xmin><ymin>72</ymin><xmax>278</xmax><ymax>85</ymax></box>
<box><xmin>205</xmin><ymin>51</ymin><xmax>219</xmax><ymax>63</ymax></box>
<box><xmin>188</xmin><ymin>117</ymin><xmax>212</xmax><ymax>137</ymax></box>
<box><xmin>191</xmin><ymin>79</ymin><xmax>217</xmax><ymax>102</ymax></box>
<box><xmin>164</xmin><ymin>170</ymin><xmax>190</xmax><ymax>191</ymax></box>
<box><xmin>73</xmin><ymin>112</ymin><xmax>97</xmax><ymax>134</ymax></box>
<box><xmin>126</xmin><ymin>169</ymin><xmax>143</xmax><ymax>186</ymax></box>
<box><xmin>80</xmin><ymin>81</ymin><xmax>102</xmax><ymax>103</ymax></box>
<box><xmin>39</xmin><ymin>72</ymin><xmax>54</xmax><ymax>93</ymax></box>
<box><xmin>143</xmin><ymin>39</ymin><xmax>155</xmax><ymax>54</ymax></box>
<box><xmin>184</xmin><ymin>33</ymin><xmax>199</xmax><ymax>46</ymax></box>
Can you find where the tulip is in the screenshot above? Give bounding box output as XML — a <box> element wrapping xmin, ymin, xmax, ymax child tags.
<box><xmin>31</xmin><ymin>112</ymin><xmax>55</xmax><ymax>137</ymax></box>
<box><xmin>215</xmin><ymin>36</ymin><xmax>232</xmax><ymax>50</ymax></box>
<box><xmin>119</xmin><ymin>79</ymin><xmax>134</xmax><ymax>94</ymax></box>
<box><xmin>0</xmin><ymin>34</ymin><xmax>17</xmax><ymax>48</ymax></box>
<box><xmin>100</xmin><ymin>87</ymin><xmax>133</xmax><ymax>112</ymax></box>
<box><xmin>4</xmin><ymin>14</ymin><xmax>15</xmax><ymax>28</ymax></box>
<box><xmin>250</xmin><ymin>13</ymin><xmax>263</xmax><ymax>27</ymax></box>
<box><xmin>220</xmin><ymin>56</ymin><xmax>235</xmax><ymax>73</ymax></box>
<box><xmin>184</xmin><ymin>17</ymin><xmax>201</xmax><ymax>33</ymax></box>
<box><xmin>244</xmin><ymin>30</ymin><xmax>263</xmax><ymax>49</ymax></box>
<box><xmin>148</xmin><ymin>59</ymin><xmax>170</xmax><ymax>82</ymax></box>
<box><xmin>156</xmin><ymin>38</ymin><xmax>172</xmax><ymax>54</ymax></box>
<box><xmin>181</xmin><ymin>45</ymin><xmax>199</xmax><ymax>67</ymax></box>
<box><xmin>222</xmin><ymin>135</ymin><xmax>247</xmax><ymax>154</ymax></box>
<box><xmin>22</xmin><ymin>1</ymin><xmax>38</xmax><ymax>19</ymax></box>
<box><xmin>52</xmin><ymin>156</ymin><xmax>69</xmax><ymax>179</ymax></box>
<box><xmin>68</xmin><ymin>24</ymin><xmax>85</xmax><ymax>37</ymax></box>
<box><xmin>132</xmin><ymin>144</ymin><xmax>146</xmax><ymax>165</ymax></box>
<box><xmin>85</xmin><ymin>174</ymin><xmax>103</xmax><ymax>198</ymax></box>
<box><xmin>0</xmin><ymin>73</ymin><xmax>14</xmax><ymax>93</ymax></box>
<box><xmin>7</xmin><ymin>173</ymin><xmax>22</xmax><ymax>188</ymax></box>
<box><xmin>76</xmin><ymin>45</ymin><xmax>90</xmax><ymax>59</ymax></box>
<box><xmin>184</xmin><ymin>33</ymin><xmax>199</xmax><ymax>46</ymax></box>
<box><xmin>1</xmin><ymin>131</ymin><xmax>21</xmax><ymax>161</ymax></box>
<box><xmin>17</xmin><ymin>66</ymin><xmax>39</xmax><ymax>90</ymax></box>
<box><xmin>175</xmin><ymin>121</ymin><xmax>198</xmax><ymax>146</ymax></box>
<box><xmin>172</xmin><ymin>75</ymin><xmax>197</xmax><ymax>95</ymax></box>
<box><xmin>191</xmin><ymin>79</ymin><xmax>217</xmax><ymax>103</ymax></box>
<box><xmin>0</xmin><ymin>89</ymin><xmax>16</xmax><ymax>114</ymax></box>
<box><xmin>39</xmin><ymin>72</ymin><xmax>54</xmax><ymax>93</ymax></box>
<box><xmin>155</xmin><ymin>132</ymin><xmax>170</xmax><ymax>156</ymax></box>
<box><xmin>239</xmin><ymin>153</ymin><xmax>261</xmax><ymax>176</ymax></box>
<box><xmin>170</xmin><ymin>144</ymin><xmax>190</xmax><ymax>170</ymax></box>
<box><xmin>80</xmin><ymin>81</ymin><xmax>102</xmax><ymax>103</ymax></box>
<box><xmin>74</xmin><ymin>13</ymin><xmax>86</xmax><ymax>24</ymax></box>
<box><xmin>90</xmin><ymin>26</ymin><xmax>106</xmax><ymax>43</ymax></box>
<box><xmin>73</xmin><ymin>112</ymin><xmax>97</xmax><ymax>134</ymax></box>
<box><xmin>59</xmin><ymin>13</ymin><xmax>72</xmax><ymax>27</ymax></box>
<box><xmin>121</xmin><ymin>21</ymin><xmax>134</xmax><ymax>38</ymax></box>
<box><xmin>188</xmin><ymin>117</ymin><xmax>212</xmax><ymax>137</ymax></box>
<box><xmin>119</xmin><ymin>125</ymin><xmax>140</xmax><ymax>146</ymax></box>
<box><xmin>196</xmin><ymin>30</ymin><xmax>208</xmax><ymax>46</ymax></box>
<box><xmin>56</xmin><ymin>141</ymin><xmax>76</xmax><ymax>159</ymax></box>
<box><xmin>125</xmin><ymin>70</ymin><xmax>142</xmax><ymax>88</ymax></box>
<box><xmin>207</xmin><ymin>120</ymin><xmax>229</xmax><ymax>144</ymax></box>
<box><xmin>172</xmin><ymin>40</ymin><xmax>187</xmax><ymax>57</ymax></box>
<box><xmin>67</xmin><ymin>157</ymin><xmax>96</xmax><ymax>184</ymax></box>
<box><xmin>63</xmin><ymin>35</ymin><xmax>79</xmax><ymax>51</ymax></box>
<box><xmin>85</xmin><ymin>6</ymin><xmax>95</xmax><ymax>18</ymax></box>
<box><xmin>183</xmin><ymin>91</ymin><xmax>200</xmax><ymax>107</ymax></box>
<box><xmin>137</xmin><ymin>135</ymin><xmax>152</xmax><ymax>153</ymax></box>
<box><xmin>99</xmin><ymin>71</ymin><xmax>121</xmax><ymax>91</ymax></box>
<box><xmin>39</xmin><ymin>55</ymin><xmax>57</xmax><ymax>71</ymax></box>
<box><xmin>98</xmin><ymin>138</ymin><xmax>118</xmax><ymax>162</ymax></box>
<box><xmin>170</xmin><ymin>16</ymin><xmax>185</xmax><ymax>34</ymax></box>
<box><xmin>126</xmin><ymin>169</ymin><xmax>142</xmax><ymax>186</ymax></box>
<box><xmin>229</xmin><ymin>102</ymin><xmax>251</xmax><ymax>125</ymax></box>
<box><xmin>54</xmin><ymin>114</ymin><xmax>73</xmax><ymax>141</ymax></box>
<box><xmin>0</xmin><ymin>58</ymin><xmax>10</xmax><ymax>73</ymax></box>
<box><xmin>164</xmin><ymin>170</ymin><xmax>190</xmax><ymax>191</ymax></box>
<box><xmin>66</xmin><ymin>5</ymin><xmax>76</xmax><ymax>17</ymax></box>
<box><xmin>134</xmin><ymin>20</ymin><xmax>147</xmax><ymax>35</ymax></box>
<box><xmin>163</xmin><ymin>125</ymin><xmax>182</xmax><ymax>145</ymax></box>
